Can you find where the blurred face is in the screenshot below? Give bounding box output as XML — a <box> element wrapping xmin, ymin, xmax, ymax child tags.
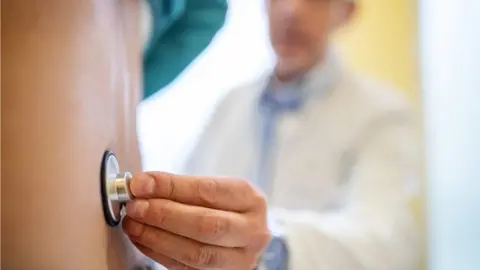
<box><xmin>267</xmin><ymin>0</ymin><xmax>354</xmax><ymax>78</ymax></box>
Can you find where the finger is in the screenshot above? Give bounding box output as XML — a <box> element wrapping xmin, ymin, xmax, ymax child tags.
<box><xmin>129</xmin><ymin>172</ymin><xmax>264</xmax><ymax>212</ymax></box>
<box><xmin>125</xmin><ymin>199</ymin><xmax>250</xmax><ymax>247</ymax></box>
<box><xmin>132</xmin><ymin>243</ymin><xmax>194</xmax><ymax>270</ymax></box>
<box><xmin>123</xmin><ymin>218</ymin><xmax>257</xmax><ymax>270</ymax></box>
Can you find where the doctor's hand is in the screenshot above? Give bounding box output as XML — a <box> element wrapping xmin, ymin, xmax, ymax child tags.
<box><xmin>122</xmin><ymin>172</ymin><xmax>271</xmax><ymax>270</ymax></box>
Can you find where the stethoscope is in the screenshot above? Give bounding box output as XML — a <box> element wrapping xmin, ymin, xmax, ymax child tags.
<box><xmin>100</xmin><ymin>150</ymin><xmax>135</xmax><ymax>227</ymax></box>
<box><xmin>100</xmin><ymin>152</ymin><xmax>157</xmax><ymax>269</ymax></box>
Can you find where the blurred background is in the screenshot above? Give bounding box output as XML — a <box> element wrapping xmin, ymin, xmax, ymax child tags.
<box><xmin>138</xmin><ymin>0</ymin><xmax>479</xmax><ymax>269</ymax></box>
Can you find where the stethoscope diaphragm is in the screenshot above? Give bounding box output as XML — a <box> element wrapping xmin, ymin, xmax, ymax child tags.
<box><xmin>100</xmin><ymin>150</ymin><xmax>133</xmax><ymax>227</ymax></box>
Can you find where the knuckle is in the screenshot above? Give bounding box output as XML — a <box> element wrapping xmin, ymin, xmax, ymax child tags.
<box><xmin>198</xmin><ymin>213</ymin><xmax>229</xmax><ymax>241</ymax></box>
<box><xmin>238</xmin><ymin>178</ymin><xmax>266</xmax><ymax>204</ymax></box>
<box><xmin>196</xmin><ymin>178</ymin><xmax>218</xmax><ymax>205</ymax></box>
<box><xmin>237</xmin><ymin>178</ymin><xmax>256</xmax><ymax>200</ymax></box>
<box><xmin>237</xmin><ymin>178</ymin><xmax>253</xmax><ymax>192</ymax></box>
<box><xmin>254</xmin><ymin>191</ymin><xmax>267</xmax><ymax>205</ymax></box>
<box><xmin>247</xmin><ymin>229</ymin><xmax>271</xmax><ymax>251</ymax></box>
<box><xmin>250</xmin><ymin>190</ymin><xmax>267</xmax><ymax>212</ymax></box>
<box><xmin>184</xmin><ymin>245</ymin><xmax>221</xmax><ymax>268</ymax></box>
<box><xmin>260</xmin><ymin>231</ymin><xmax>272</xmax><ymax>247</ymax></box>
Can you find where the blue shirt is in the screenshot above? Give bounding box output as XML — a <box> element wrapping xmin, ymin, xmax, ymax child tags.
<box><xmin>257</xmin><ymin>79</ymin><xmax>305</xmax><ymax>270</ymax></box>
<box><xmin>256</xmin><ymin>79</ymin><xmax>305</xmax><ymax>194</ymax></box>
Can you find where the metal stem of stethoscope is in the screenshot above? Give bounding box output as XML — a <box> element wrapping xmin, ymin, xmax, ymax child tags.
<box><xmin>100</xmin><ymin>151</ymin><xmax>134</xmax><ymax>227</ymax></box>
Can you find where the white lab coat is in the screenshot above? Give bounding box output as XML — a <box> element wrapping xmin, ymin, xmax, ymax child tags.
<box><xmin>183</xmin><ymin>54</ymin><xmax>421</xmax><ymax>270</ymax></box>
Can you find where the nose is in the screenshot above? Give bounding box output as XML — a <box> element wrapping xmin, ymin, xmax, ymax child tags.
<box><xmin>277</xmin><ymin>0</ymin><xmax>302</xmax><ymax>19</ymax></box>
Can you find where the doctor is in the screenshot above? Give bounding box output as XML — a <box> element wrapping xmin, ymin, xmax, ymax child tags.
<box><xmin>183</xmin><ymin>0</ymin><xmax>420</xmax><ymax>269</ymax></box>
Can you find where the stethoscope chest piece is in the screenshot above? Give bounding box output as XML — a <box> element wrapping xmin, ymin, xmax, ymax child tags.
<box><xmin>100</xmin><ymin>151</ymin><xmax>133</xmax><ymax>227</ymax></box>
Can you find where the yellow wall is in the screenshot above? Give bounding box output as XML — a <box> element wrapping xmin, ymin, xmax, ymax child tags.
<box><xmin>335</xmin><ymin>1</ymin><xmax>425</xmax><ymax>268</ymax></box>
<box><xmin>334</xmin><ymin>0</ymin><xmax>419</xmax><ymax>100</ymax></box>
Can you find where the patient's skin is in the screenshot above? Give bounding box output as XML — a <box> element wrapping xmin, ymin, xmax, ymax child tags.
<box><xmin>2</xmin><ymin>0</ymin><xmax>144</xmax><ymax>269</ymax></box>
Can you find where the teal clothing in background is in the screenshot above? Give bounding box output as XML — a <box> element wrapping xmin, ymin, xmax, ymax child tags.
<box><xmin>143</xmin><ymin>0</ymin><xmax>228</xmax><ymax>99</ymax></box>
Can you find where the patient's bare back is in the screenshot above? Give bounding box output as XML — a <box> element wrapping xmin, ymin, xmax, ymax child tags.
<box><xmin>2</xmin><ymin>0</ymin><xmax>144</xmax><ymax>269</ymax></box>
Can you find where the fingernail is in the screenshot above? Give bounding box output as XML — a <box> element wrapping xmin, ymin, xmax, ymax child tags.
<box><xmin>130</xmin><ymin>173</ymin><xmax>155</xmax><ymax>197</ymax></box>
<box><xmin>126</xmin><ymin>200</ymin><xmax>149</xmax><ymax>219</ymax></box>
<box><xmin>123</xmin><ymin>218</ymin><xmax>144</xmax><ymax>237</ymax></box>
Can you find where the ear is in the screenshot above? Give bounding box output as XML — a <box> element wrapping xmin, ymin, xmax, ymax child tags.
<box><xmin>331</xmin><ymin>2</ymin><xmax>357</xmax><ymax>29</ymax></box>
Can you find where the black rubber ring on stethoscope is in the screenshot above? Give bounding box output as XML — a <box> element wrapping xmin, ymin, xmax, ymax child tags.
<box><xmin>100</xmin><ymin>150</ymin><xmax>121</xmax><ymax>227</ymax></box>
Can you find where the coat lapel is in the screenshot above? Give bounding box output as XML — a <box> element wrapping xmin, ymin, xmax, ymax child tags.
<box><xmin>267</xmin><ymin>59</ymin><xmax>356</xmax><ymax>209</ymax></box>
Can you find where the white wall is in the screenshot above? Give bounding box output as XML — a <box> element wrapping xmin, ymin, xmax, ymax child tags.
<box><xmin>138</xmin><ymin>0</ymin><xmax>274</xmax><ymax>172</ymax></box>
<box><xmin>420</xmin><ymin>0</ymin><xmax>480</xmax><ymax>269</ymax></box>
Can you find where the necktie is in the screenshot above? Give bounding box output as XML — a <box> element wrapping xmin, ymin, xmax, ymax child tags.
<box><xmin>256</xmin><ymin>87</ymin><xmax>303</xmax><ymax>197</ymax></box>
